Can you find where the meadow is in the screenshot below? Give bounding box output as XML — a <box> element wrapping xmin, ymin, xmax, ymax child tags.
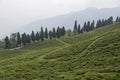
<box><xmin>0</xmin><ymin>23</ymin><xmax>120</xmax><ymax>80</ymax></box>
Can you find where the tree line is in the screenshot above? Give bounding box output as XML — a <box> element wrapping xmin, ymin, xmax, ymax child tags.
<box><xmin>4</xmin><ymin>16</ymin><xmax>120</xmax><ymax>49</ymax></box>
<box><xmin>73</xmin><ymin>16</ymin><xmax>120</xmax><ymax>34</ymax></box>
<box><xmin>4</xmin><ymin>26</ymin><xmax>65</xmax><ymax>49</ymax></box>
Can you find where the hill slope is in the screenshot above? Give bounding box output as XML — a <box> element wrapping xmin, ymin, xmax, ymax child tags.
<box><xmin>0</xmin><ymin>23</ymin><xmax>120</xmax><ymax>80</ymax></box>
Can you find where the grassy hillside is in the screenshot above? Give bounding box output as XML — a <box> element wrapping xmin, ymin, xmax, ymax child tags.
<box><xmin>0</xmin><ymin>23</ymin><xmax>120</xmax><ymax>80</ymax></box>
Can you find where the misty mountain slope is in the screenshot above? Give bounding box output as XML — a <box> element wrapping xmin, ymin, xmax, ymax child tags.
<box><xmin>18</xmin><ymin>7</ymin><xmax>120</xmax><ymax>33</ymax></box>
<box><xmin>0</xmin><ymin>23</ymin><xmax>120</xmax><ymax>80</ymax></box>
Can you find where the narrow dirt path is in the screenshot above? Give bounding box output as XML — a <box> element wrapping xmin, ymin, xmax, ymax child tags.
<box><xmin>0</xmin><ymin>46</ymin><xmax>22</xmax><ymax>52</ymax></box>
<box><xmin>81</xmin><ymin>37</ymin><xmax>103</xmax><ymax>54</ymax></box>
<box><xmin>37</xmin><ymin>39</ymin><xmax>71</xmax><ymax>61</ymax></box>
<box><xmin>56</xmin><ymin>39</ymin><xmax>71</xmax><ymax>46</ymax></box>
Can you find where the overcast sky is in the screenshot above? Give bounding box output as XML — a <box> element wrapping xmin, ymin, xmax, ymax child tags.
<box><xmin>0</xmin><ymin>0</ymin><xmax>120</xmax><ymax>39</ymax></box>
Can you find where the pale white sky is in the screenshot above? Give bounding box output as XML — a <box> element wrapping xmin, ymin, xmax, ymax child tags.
<box><xmin>0</xmin><ymin>0</ymin><xmax>120</xmax><ymax>39</ymax></box>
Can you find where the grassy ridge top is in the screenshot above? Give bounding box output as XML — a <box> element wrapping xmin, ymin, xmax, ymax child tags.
<box><xmin>0</xmin><ymin>23</ymin><xmax>120</xmax><ymax>80</ymax></box>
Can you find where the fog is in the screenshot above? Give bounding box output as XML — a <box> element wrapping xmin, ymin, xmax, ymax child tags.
<box><xmin>0</xmin><ymin>0</ymin><xmax>120</xmax><ymax>39</ymax></box>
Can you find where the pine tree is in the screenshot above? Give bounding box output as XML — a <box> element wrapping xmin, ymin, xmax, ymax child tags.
<box><xmin>73</xmin><ymin>20</ymin><xmax>78</xmax><ymax>34</ymax></box>
<box><xmin>5</xmin><ymin>36</ymin><xmax>11</xmax><ymax>49</ymax></box>
<box><xmin>96</xmin><ymin>19</ymin><xmax>102</xmax><ymax>28</ymax></box>
<box><xmin>99</xmin><ymin>19</ymin><xmax>102</xmax><ymax>27</ymax></box>
<box><xmin>36</xmin><ymin>32</ymin><xmax>40</xmax><ymax>41</ymax></box>
<box><xmin>56</xmin><ymin>27</ymin><xmax>60</xmax><ymax>38</ymax></box>
<box><xmin>96</xmin><ymin>21</ymin><xmax>99</xmax><ymax>28</ymax></box>
<box><xmin>77</xmin><ymin>24</ymin><xmax>81</xmax><ymax>34</ymax></box>
<box><xmin>116</xmin><ymin>16</ymin><xmax>119</xmax><ymax>22</ymax></box>
<box><xmin>45</xmin><ymin>28</ymin><xmax>48</xmax><ymax>39</ymax></box>
<box><xmin>101</xmin><ymin>19</ymin><xmax>105</xmax><ymax>26</ymax></box>
<box><xmin>62</xmin><ymin>26</ymin><xmax>66</xmax><ymax>36</ymax></box>
<box><xmin>119</xmin><ymin>17</ymin><xmax>120</xmax><ymax>22</ymax></box>
<box><xmin>17</xmin><ymin>32</ymin><xmax>21</xmax><ymax>46</ymax></box>
<box><xmin>59</xmin><ymin>28</ymin><xmax>62</xmax><ymax>37</ymax></box>
<box><xmin>22</xmin><ymin>33</ymin><xmax>27</xmax><ymax>45</ymax></box>
<box><xmin>86</xmin><ymin>21</ymin><xmax>90</xmax><ymax>32</ymax></box>
<box><xmin>108</xmin><ymin>16</ymin><xmax>113</xmax><ymax>24</ymax></box>
<box><xmin>31</xmin><ymin>31</ymin><xmax>36</xmax><ymax>42</ymax></box>
<box><xmin>49</xmin><ymin>30</ymin><xmax>52</xmax><ymax>40</ymax></box>
<box><xmin>104</xmin><ymin>19</ymin><xmax>108</xmax><ymax>25</ymax></box>
<box><xmin>26</xmin><ymin>34</ymin><xmax>31</xmax><ymax>44</ymax></box>
<box><xmin>116</xmin><ymin>16</ymin><xmax>120</xmax><ymax>22</ymax></box>
<box><xmin>90</xmin><ymin>20</ymin><xmax>94</xmax><ymax>31</ymax></box>
<box><xmin>83</xmin><ymin>22</ymin><xmax>87</xmax><ymax>31</ymax></box>
<box><xmin>40</xmin><ymin>27</ymin><xmax>44</xmax><ymax>41</ymax></box>
<box><xmin>52</xmin><ymin>28</ymin><xmax>56</xmax><ymax>38</ymax></box>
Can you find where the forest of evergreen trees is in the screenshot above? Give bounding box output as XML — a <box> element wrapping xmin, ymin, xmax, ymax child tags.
<box><xmin>4</xmin><ymin>16</ymin><xmax>120</xmax><ymax>49</ymax></box>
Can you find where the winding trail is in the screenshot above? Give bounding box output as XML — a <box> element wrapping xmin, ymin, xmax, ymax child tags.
<box><xmin>0</xmin><ymin>46</ymin><xmax>22</xmax><ymax>51</ymax></box>
<box><xmin>0</xmin><ymin>39</ymin><xmax>70</xmax><ymax>63</ymax></box>
<box><xmin>81</xmin><ymin>37</ymin><xmax>103</xmax><ymax>54</ymax></box>
<box><xmin>38</xmin><ymin>37</ymin><xmax>104</xmax><ymax>61</ymax></box>
<box><xmin>56</xmin><ymin>39</ymin><xmax>71</xmax><ymax>46</ymax></box>
<box><xmin>37</xmin><ymin>39</ymin><xmax>71</xmax><ymax>60</ymax></box>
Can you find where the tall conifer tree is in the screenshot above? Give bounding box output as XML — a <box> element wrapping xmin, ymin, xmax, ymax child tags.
<box><xmin>62</xmin><ymin>26</ymin><xmax>66</xmax><ymax>36</ymax></box>
<box><xmin>26</xmin><ymin>34</ymin><xmax>31</xmax><ymax>44</ymax></box>
<box><xmin>90</xmin><ymin>20</ymin><xmax>94</xmax><ymax>31</ymax></box>
<box><xmin>45</xmin><ymin>28</ymin><xmax>48</xmax><ymax>39</ymax></box>
<box><xmin>86</xmin><ymin>21</ymin><xmax>90</xmax><ymax>32</ymax></box>
<box><xmin>31</xmin><ymin>31</ymin><xmax>36</xmax><ymax>42</ymax></box>
<box><xmin>52</xmin><ymin>28</ymin><xmax>56</xmax><ymax>38</ymax></box>
<box><xmin>22</xmin><ymin>33</ymin><xmax>27</xmax><ymax>45</ymax></box>
<box><xmin>17</xmin><ymin>32</ymin><xmax>21</xmax><ymax>46</ymax></box>
<box><xmin>36</xmin><ymin>32</ymin><xmax>40</xmax><ymax>41</ymax></box>
<box><xmin>57</xmin><ymin>27</ymin><xmax>60</xmax><ymax>38</ymax></box>
<box><xmin>83</xmin><ymin>22</ymin><xmax>87</xmax><ymax>31</ymax></box>
<box><xmin>40</xmin><ymin>27</ymin><xmax>44</xmax><ymax>41</ymax></box>
<box><xmin>5</xmin><ymin>36</ymin><xmax>11</xmax><ymax>49</ymax></box>
<box><xmin>77</xmin><ymin>24</ymin><xmax>81</xmax><ymax>34</ymax></box>
<box><xmin>73</xmin><ymin>20</ymin><xmax>78</xmax><ymax>34</ymax></box>
<box><xmin>49</xmin><ymin>30</ymin><xmax>52</xmax><ymax>40</ymax></box>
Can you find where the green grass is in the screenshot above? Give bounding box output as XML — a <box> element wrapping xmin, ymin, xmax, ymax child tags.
<box><xmin>60</xmin><ymin>23</ymin><xmax>120</xmax><ymax>44</ymax></box>
<box><xmin>0</xmin><ymin>23</ymin><xmax>120</xmax><ymax>80</ymax></box>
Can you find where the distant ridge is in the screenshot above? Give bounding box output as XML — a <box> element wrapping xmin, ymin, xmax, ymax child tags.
<box><xmin>18</xmin><ymin>7</ymin><xmax>120</xmax><ymax>33</ymax></box>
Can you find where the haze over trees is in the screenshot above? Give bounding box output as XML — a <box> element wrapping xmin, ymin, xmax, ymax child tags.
<box><xmin>116</xmin><ymin>16</ymin><xmax>120</xmax><ymax>22</ymax></box>
<box><xmin>4</xmin><ymin>16</ymin><xmax>120</xmax><ymax>49</ymax></box>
